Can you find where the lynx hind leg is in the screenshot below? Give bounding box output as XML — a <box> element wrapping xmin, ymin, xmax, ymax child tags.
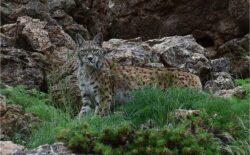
<box><xmin>114</xmin><ymin>90</ymin><xmax>133</xmax><ymax>104</ymax></box>
<box><xmin>95</xmin><ymin>101</ymin><xmax>111</xmax><ymax>116</ymax></box>
<box><xmin>96</xmin><ymin>95</ymin><xmax>113</xmax><ymax>116</ymax></box>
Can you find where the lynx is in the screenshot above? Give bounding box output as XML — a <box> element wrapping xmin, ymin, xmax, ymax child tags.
<box><xmin>75</xmin><ymin>34</ymin><xmax>202</xmax><ymax>116</ymax></box>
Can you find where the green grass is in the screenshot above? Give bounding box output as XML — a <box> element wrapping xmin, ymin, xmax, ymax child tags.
<box><xmin>0</xmin><ymin>79</ymin><xmax>249</xmax><ymax>154</ymax></box>
<box><xmin>0</xmin><ymin>86</ymin><xmax>74</xmax><ymax>147</ymax></box>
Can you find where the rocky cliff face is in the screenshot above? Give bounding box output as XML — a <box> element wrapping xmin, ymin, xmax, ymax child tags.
<box><xmin>71</xmin><ymin>0</ymin><xmax>249</xmax><ymax>47</ymax></box>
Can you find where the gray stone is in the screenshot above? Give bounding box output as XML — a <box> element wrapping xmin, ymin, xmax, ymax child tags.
<box><xmin>211</xmin><ymin>58</ymin><xmax>230</xmax><ymax>73</ymax></box>
<box><xmin>0</xmin><ymin>47</ymin><xmax>45</xmax><ymax>89</ymax></box>
<box><xmin>103</xmin><ymin>38</ymin><xmax>160</xmax><ymax>66</ymax></box>
<box><xmin>148</xmin><ymin>35</ymin><xmax>211</xmax><ymax>77</ymax></box>
<box><xmin>214</xmin><ymin>86</ymin><xmax>246</xmax><ymax>99</ymax></box>
<box><xmin>204</xmin><ymin>72</ymin><xmax>235</xmax><ymax>93</ymax></box>
<box><xmin>8</xmin><ymin>0</ymin><xmax>49</xmax><ymax>21</ymax></box>
<box><xmin>48</xmin><ymin>0</ymin><xmax>76</xmax><ymax>12</ymax></box>
<box><xmin>0</xmin><ymin>33</ymin><xmax>15</xmax><ymax>47</ymax></box>
<box><xmin>217</xmin><ymin>34</ymin><xmax>250</xmax><ymax>78</ymax></box>
<box><xmin>0</xmin><ymin>141</ymin><xmax>26</xmax><ymax>155</ymax></box>
<box><xmin>17</xmin><ymin>16</ymin><xmax>52</xmax><ymax>52</ymax></box>
<box><xmin>27</xmin><ymin>142</ymin><xmax>75</xmax><ymax>155</ymax></box>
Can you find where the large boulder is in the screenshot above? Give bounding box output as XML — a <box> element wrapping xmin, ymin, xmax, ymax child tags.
<box><xmin>217</xmin><ymin>34</ymin><xmax>250</xmax><ymax>78</ymax></box>
<box><xmin>17</xmin><ymin>16</ymin><xmax>52</xmax><ymax>52</ymax></box>
<box><xmin>103</xmin><ymin>37</ymin><xmax>160</xmax><ymax>66</ymax></box>
<box><xmin>103</xmin><ymin>35</ymin><xmax>211</xmax><ymax>77</ymax></box>
<box><xmin>147</xmin><ymin>35</ymin><xmax>211</xmax><ymax>82</ymax></box>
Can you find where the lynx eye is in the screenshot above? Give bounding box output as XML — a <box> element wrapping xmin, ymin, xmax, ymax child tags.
<box><xmin>81</xmin><ymin>52</ymin><xmax>88</xmax><ymax>57</ymax></box>
<box><xmin>92</xmin><ymin>50</ymin><xmax>100</xmax><ymax>55</ymax></box>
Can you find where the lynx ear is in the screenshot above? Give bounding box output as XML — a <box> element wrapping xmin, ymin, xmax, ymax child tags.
<box><xmin>75</xmin><ymin>33</ymin><xmax>85</xmax><ymax>48</ymax></box>
<box><xmin>93</xmin><ymin>33</ymin><xmax>103</xmax><ymax>47</ymax></box>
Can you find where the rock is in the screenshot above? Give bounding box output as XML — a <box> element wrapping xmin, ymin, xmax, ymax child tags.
<box><xmin>1</xmin><ymin>0</ymin><xmax>49</xmax><ymax>24</ymax></box>
<box><xmin>0</xmin><ymin>23</ymin><xmax>17</xmax><ymax>38</ymax></box>
<box><xmin>204</xmin><ymin>72</ymin><xmax>235</xmax><ymax>93</ymax></box>
<box><xmin>9</xmin><ymin>0</ymin><xmax>49</xmax><ymax>22</ymax></box>
<box><xmin>140</xmin><ymin>119</ymin><xmax>156</xmax><ymax>129</ymax></box>
<box><xmin>0</xmin><ymin>141</ymin><xmax>75</xmax><ymax>155</ymax></box>
<box><xmin>174</xmin><ymin>109</ymin><xmax>200</xmax><ymax>119</ymax></box>
<box><xmin>0</xmin><ymin>33</ymin><xmax>15</xmax><ymax>47</ymax></box>
<box><xmin>45</xmin><ymin>18</ymin><xmax>75</xmax><ymax>50</ymax></box>
<box><xmin>0</xmin><ymin>47</ymin><xmax>45</xmax><ymax>89</ymax></box>
<box><xmin>0</xmin><ymin>0</ymin><xmax>90</xmax><ymax>41</ymax></box>
<box><xmin>214</xmin><ymin>86</ymin><xmax>246</xmax><ymax>98</ymax></box>
<box><xmin>103</xmin><ymin>38</ymin><xmax>160</xmax><ymax>66</ymax></box>
<box><xmin>51</xmin><ymin>9</ymin><xmax>90</xmax><ymax>39</ymax></box>
<box><xmin>27</xmin><ymin>142</ymin><xmax>75</xmax><ymax>155</ymax></box>
<box><xmin>228</xmin><ymin>0</ymin><xmax>249</xmax><ymax>33</ymax></box>
<box><xmin>0</xmin><ymin>100</ymin><xmax>40</xmax><ymax>140</ymax></box>
<box><xmin>217</xmin><ymin>34</ymin><xmax>250</xmax><ymax>78</ymax></box>
<box><xmin>216</xmin><ymin>132</ymin><xmax>234</xmax><ymax>143</ymax></box>
<box><xmin>44</xmin><ymin>18</ymin><xmax>76</xmax><ymax>66</ymax></box>
<box><xmin>144</xmin><ymin>63</ymin><xmax>164</xmax><ymax>68</ymax></box>
<box><xmin>48</xmin><ymin>0</ymin><xmax>76</xmax><ymax>12</ymax></box>
<box><xmin>1</xmin><ymin>0</ymin><xmax>25</xmax><ymax>24</ymax></box>
<box><xmin>0</xmin><ymin>16</ymin><xmax>77</xmax><ymax>90</ymax></box>
<box><xmin>211</xmin><ymin>58</ymin><xmax>230</xmax><ymax>73</ymax></box>
<box><xmin>17</xmin><ymin>16</ymin><xmax>52</xmax><ymax>52</ymax></box>
<box><xmin>0</xmin><ymin>141</ymin><xmax>26</xmax><ymax>155</ymax></box>
<box><xmin>148</xmin><ymin>35</ymin><xmax>211</xmax><ymax>80</ymax></box>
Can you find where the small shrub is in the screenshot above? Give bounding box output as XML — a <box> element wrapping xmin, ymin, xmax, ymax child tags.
<box><xmin>58</xmin><ymin>117</ymin><xmax>221</xmax><ymax>154</ymax></box>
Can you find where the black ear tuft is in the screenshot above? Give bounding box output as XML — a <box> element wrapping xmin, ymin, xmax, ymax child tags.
<box><xmin>75</xmin><ymin>33</ymin><xmax>85</xmax><ymax>47</ymax></box>
<box><xmin>93</xmin><ymin>33</ymin><xmax>103</xmax><ymax>47</ymax></box>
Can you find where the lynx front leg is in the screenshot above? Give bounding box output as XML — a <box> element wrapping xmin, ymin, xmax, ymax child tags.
<box><xmin>94</xmin><ymin>95</ymin><xmax>101</xmax><ymax>115</ymax></box>
<box><xmin>78</xmin><ymin>93</ymin><xmax>92</xmax><ymax>118</ymax></box>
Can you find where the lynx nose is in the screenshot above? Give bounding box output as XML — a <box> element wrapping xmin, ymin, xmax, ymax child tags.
<box><xmin>87</xmin><ymin>56</ymin><xmax>93</xmax><ymax>61</ymax></box>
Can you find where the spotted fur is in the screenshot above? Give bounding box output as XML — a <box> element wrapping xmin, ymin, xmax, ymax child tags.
<box><xmin>75</xmin><ymin>34</ymin><xmax>202</xmax><ymax>116</ymax></box>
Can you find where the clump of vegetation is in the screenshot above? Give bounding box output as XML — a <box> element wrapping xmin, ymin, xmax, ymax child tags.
<box><xmin>1</xmin><ymin>78</ymin><xmax>249</xmax><ymax>154</ymax></box>
<box><xmin>58</xmin><ymin>114</ymin><xmax>222</xmax><ymax>154</ymax></box>
<box><xmin>0</xmin><ymin>86</ymin><xmax>74</xmax><ymax>148</ymax></box>
<box><xmin>57</xmin><ymin>84</ymin><xmax>249</xmax><ymax>154</ymax></box>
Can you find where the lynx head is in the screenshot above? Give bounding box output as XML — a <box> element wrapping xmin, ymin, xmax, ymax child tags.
<box><xmin>75</xmin><ymin>33</ymin><xmax>105</xmax><ymax>70</ymax></box>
